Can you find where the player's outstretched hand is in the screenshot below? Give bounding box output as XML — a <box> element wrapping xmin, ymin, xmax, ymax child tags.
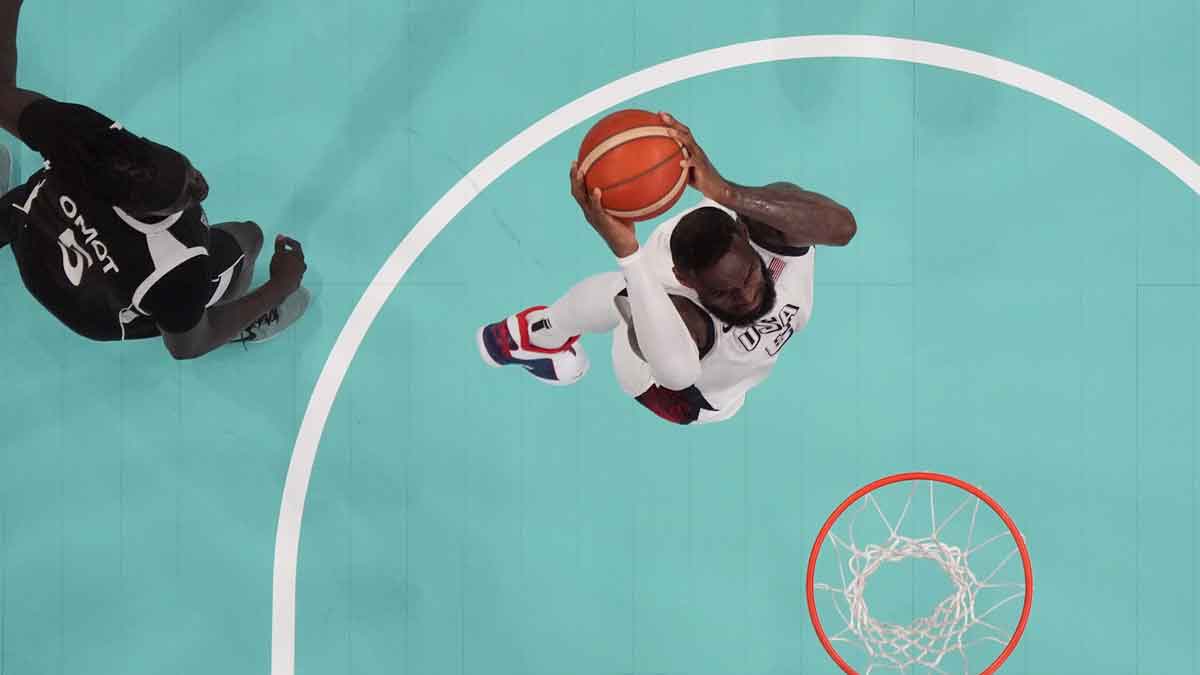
<box><xmin>570</xmin><ymin>160</ymin><xmax>639</xmax><ymax>259</ymax></box>
<box><xmin>269</xmin><ymin>235</ymin><xmax>307</xmax><ymax>295</ymax></box>
<box><xmin>659</xmin><ymin>112</ymin><xmax>731</xmax><ymax>204</ymax></box>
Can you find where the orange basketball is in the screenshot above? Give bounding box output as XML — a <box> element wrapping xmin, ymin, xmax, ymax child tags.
<box><xmin>576</xmin><ymin>109</ymin><xmax>689</xmax><ymax>222</ymax></box>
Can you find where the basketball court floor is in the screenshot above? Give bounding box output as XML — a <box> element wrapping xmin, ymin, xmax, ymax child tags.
<box><xmin>0</xmin><ymin>1</ymin><xmax>1197</xmax><ymax>673</ymax></box>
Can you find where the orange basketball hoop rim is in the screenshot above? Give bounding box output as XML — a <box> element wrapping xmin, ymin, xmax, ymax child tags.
<box><xmin>805</xmin><ymin>471</ymin><xmax>1034</xmax><ymax>675</ymax></box>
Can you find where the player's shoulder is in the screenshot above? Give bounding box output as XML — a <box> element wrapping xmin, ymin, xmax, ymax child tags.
<box><xmin>146</xmin><ymin>254</ymin><xmax>210</xmax><ymax>303</ymax></box>
<box><xmin>141</xmin><ymin>254</ymin><xmax>211</xmax><ymax>332</ymax></box>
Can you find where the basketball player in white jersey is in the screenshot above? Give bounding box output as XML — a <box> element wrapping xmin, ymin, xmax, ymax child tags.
<box><xmin>479</xmin><ymin>113</ymin><xmax>856</xmax><ymax>424</ymax></box>
<box><xmin>0</xmin><ymin>0</ymin><xmax>309</xmax><ymax>358</ymax></box>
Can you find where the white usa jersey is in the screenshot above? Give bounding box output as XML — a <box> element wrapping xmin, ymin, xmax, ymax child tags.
<box><xmin>612</xmin><ymin>199</ymin><xmax>815</xmax><ymax>421</ymax></box>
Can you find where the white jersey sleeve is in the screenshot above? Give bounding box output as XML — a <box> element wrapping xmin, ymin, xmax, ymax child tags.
<box><xmin>616</xmin><ymin>246</ymin><xmax>701</xmax><ymax>391</ymax></box>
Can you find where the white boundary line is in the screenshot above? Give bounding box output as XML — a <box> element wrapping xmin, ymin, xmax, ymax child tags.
<box><xmin>270</xmin><ymin>35</ymin><xmax>1200</xmax><ymax>675</ymax></box>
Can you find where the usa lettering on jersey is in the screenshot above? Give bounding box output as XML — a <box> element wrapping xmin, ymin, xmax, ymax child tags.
<box><xmin>724</xmin><ymin>303</ymin><xmax>802</xmax><ymax>356</ymax></box>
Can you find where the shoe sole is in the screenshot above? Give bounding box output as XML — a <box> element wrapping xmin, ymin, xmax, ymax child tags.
<box><xmin>475</xmin><ymin>324</ymin><xmax>588</xmax><ymax>387</ymax></box>
<box><xmin>476</xmin><ymin>325</ymin><xmax>503</xmax><ymax>368</ymax></box>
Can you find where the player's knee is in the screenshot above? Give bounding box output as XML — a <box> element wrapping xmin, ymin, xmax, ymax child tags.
<box><xmin>239</xmin><ymin>221</ymin><xmax>264</xmax><ymax>256</ymax></box>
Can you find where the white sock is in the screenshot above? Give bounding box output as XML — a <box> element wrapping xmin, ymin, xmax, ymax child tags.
<box><xmin>525</xmin><ymin>271</ymin><xmax>625</xmax><ymax>350</ymax></box>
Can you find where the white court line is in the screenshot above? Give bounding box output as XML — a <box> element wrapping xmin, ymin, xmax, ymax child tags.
<box><xmin>270</xmin><ymin>35</ymin><xmax>1200</xmax><ymax>675</ymax></box>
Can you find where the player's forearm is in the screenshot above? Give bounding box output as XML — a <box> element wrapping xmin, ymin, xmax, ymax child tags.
<box><xmin>717</xmin><ymin>181</ymin><xmax>857</xmax><ymax>246</ymax></box>
<box><xmin>196</xmin><ymin>279</ymin><xmax>291</xmax><ymax>353</ymax></box>
<box><xmin>0</xmin><ymin>1</ymin><xmax>40</xmax><ymax>141</ymax></box>
<box><xmin>618</xmin><ymin>248</ymin><xmax>701</xmax><ymax>391</ymax></box>
<box><xmin>0</xmin><ymin>0</ymin><xmax>23</xmax><ymax>88</ymax></box>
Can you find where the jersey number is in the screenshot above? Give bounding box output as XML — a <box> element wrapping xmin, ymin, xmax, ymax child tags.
<box><xmin>57</xmin><ymin>229</ymin><xmax>94</xmax><ymax>287</ymax></box>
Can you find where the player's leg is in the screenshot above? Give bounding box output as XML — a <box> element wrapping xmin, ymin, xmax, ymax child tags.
<box><xmin>610</xmin><ymin>306</ymin><xmax>739</xmax><ymax>425</ymax></box>
<box><xmin>205</xmin><ymin>220</ymin><xmax>309</xmax><ymax>345</ymax></box>
<box><xmin>610</xmin><ymin>320</ymin><xmax>699</xmax><ymax>424</ymax></box>
<box><xmin>0</xmin><ymin>143</ymin><xmax>11</xmax><ymax>196</ymax></box>
<box><xmin>534</xmin><ymin>271</ymin><xmax>626</xmax><ymax>341</ymax></box>
<box><xmin>207</xmin><ymin>221</ymin><xmax>264</xmax><ymax>304</ymax></box>
<box><xmin>478</xmin><ymin>271</ymin><xmax>625</xmax><ymax>385</ymax></box>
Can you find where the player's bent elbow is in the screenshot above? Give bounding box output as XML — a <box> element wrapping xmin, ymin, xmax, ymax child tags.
<box><xmin>164</xmin><ymin>341</ymin><xmax>202</xmax><ymax>361</ymax></box>
<box><xmin>161</xmin><ymin>328</ymin><xmax>209</xmax><ymax>361</ymax></box>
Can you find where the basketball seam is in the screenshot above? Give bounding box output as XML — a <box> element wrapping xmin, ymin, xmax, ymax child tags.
<box><xmin>606</xmin><ymin>166</ymin><xmax>688</xmax><ymax>219</ymax></box>
<box><xmin>597</xmin><ymin>144</ymin><xmax>684</xmax><ymax>191</ymax></box>
<box><xmin>578</xmin><ymin>125</ymin><xmax>675</xmax><ymax>174</ymax></box>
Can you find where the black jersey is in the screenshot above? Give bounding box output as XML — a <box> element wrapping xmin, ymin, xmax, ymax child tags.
<box><xmin>4</xmin><ymin>99</ymin><xmax>217</xmax><ymax>341</ymax></box>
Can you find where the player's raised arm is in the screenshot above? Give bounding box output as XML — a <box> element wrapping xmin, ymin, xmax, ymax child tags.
<box><xmin>661</xmin><ymin>112</ymin><xmax>857</xmax><ymax>249</ymax></box>
<box><xmin>0</xmin><ymin>0</ymin><xmax>46</xmax><ymax>139</ymax></box>
<box><xmin>723</xmin><ymin>181</ymin><xmax>856</xmax><ymax>248</ymax></box>
<box><xmin>570</xmin><ymin>160</ymin><xmax>702</xmax><ymax>391</ymax></box>
<box><xmin>160</xmin><ymin>235</ymin><xmax>307</xmax><ymax>360</ymax></box>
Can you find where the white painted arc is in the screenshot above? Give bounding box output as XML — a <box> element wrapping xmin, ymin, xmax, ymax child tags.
<box><xmin>271</xmin><ymin>34</ymin><xmax>1200</xmax><ymax>675</ymax></box>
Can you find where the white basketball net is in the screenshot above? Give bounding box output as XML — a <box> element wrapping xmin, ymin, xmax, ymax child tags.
<box><xmin>812</xmin><ymin>481</ymin><xmax>1026</xmax><ymax>674</ymax></box>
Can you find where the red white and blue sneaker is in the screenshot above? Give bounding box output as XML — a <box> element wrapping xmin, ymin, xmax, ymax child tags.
<box><xmin>477</xmin><ymin>306</ymin><xmax>589</xmax><ymax>386</ymax></box>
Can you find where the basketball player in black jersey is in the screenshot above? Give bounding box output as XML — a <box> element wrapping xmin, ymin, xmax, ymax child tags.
<box><xmin>0</xmin><ymin>0</ymin><xmax>310</xmax><ymax>358</ymax></box>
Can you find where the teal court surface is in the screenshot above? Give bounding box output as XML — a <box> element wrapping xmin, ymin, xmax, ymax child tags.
<box><xmin>0</xmin><ymin>1</ymin><xmax>1198</xmax><ymax>673</ymax></box>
